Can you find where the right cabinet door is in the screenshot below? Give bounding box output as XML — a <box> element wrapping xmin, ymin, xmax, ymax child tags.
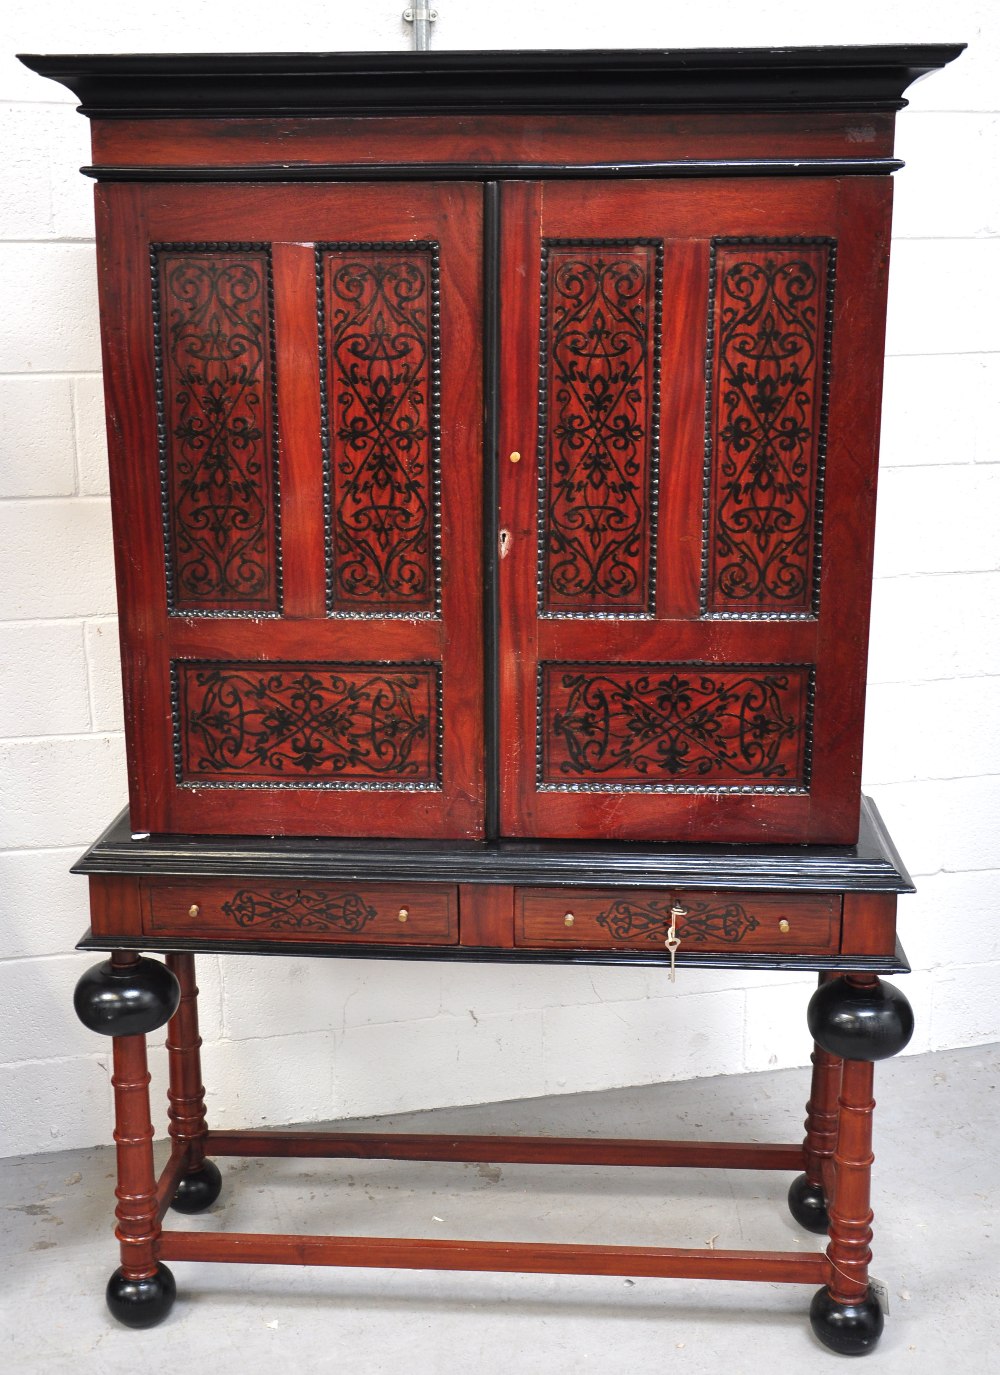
<box><xmin>497</xmin><ymin>177</ymin><xmax>891</xmax><ymax>844</ymax></box>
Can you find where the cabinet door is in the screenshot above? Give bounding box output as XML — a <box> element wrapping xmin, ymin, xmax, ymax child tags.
<box><xmin>96</xmin><ymin>183</ymin><xmax>484</xmax><ymax>838</ymax></box>
<box><xmin>498</xmin><ymin>178</ymin><xmax>890</xmax><ymax>843</ymax></box>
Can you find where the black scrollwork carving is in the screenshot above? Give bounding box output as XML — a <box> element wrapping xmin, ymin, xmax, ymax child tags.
<box><xmin>548</xmin><ymin>666</ymin><xmax>804</xmax><ymax>783</ymax></box>
<box><xmin>156</xmin><ymin>249</ymin><xmax>277</xmax><ymax>608</ymax></box>
<box><xmin>323</xmin><ymin>250</ymin><xmax>437</xmax><ymax>609</ymax></box>
<box><xmin>596</xmin><ymin>897</ymin><xmax>760</xmax><ymax>944</ymax></box>
<box><xmin>707</xmin><ymin>242</ymin><xmax>832</xmax><ymax>614</ymax></box>
<box><xmin>222</xmin><ymin>888</ymin><xmax>378</xmax><ymax>934</ymax></box>
<box><xmin>179</xmin><ymin>662</ymin><xmax>438</xmax><ymax>783</ymax></box>
<box><xmin>542</xmin><ymin>243</ymin><xmax>660</xmax><ymax>612</ymax></box>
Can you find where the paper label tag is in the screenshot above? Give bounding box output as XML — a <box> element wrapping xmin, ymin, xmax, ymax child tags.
<box><xmin>869</xmin><ymin>1276</ymin><xmax>891</xmax><ymax>1317</ymax></box>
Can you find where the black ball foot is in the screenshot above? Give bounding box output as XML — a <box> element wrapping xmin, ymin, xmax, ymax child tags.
<box><xmin>75</xmin><ymin>957</ymin><xmax>180</xmax><ymax>1038</ymax></box>
<box><xmin>106</xmin><ymin>1263</ymin><xmax>176</xmax><ymax>1329</ymax></box>
<box><xmin>170</xmin><ymin>1159</ymin><xmax>223</xmax><ymax>1214</ymax></box>
<box><xmin>807</xmin><ymin>977</ymin><xmax>914</xmax><ymax>1063</ymax></box>
<box><xmin>810</xmin><ymin>1286</ymin><xmax>884</xmax><ymax>1356</ymax></box>
<box><xmin>787</xmin><ymin>1173</ymin><xmax>829</xmax><ymax>1234</ymax></box>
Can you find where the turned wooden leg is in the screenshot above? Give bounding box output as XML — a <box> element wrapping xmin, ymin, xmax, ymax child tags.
<box><xmin>165</xmin><ymin>953</ymin><xmax>222</xmax><ymax>1214</ymax></box>
<box><xmin>826</xmin><ymin>1057</ymin><xmax>876</xmax><ymax>1304</ymax></box>
<box><xmin>805</xmin><ymin>971</ymin><xmax>914</xmax><ymax>1356</ymax></box>
<box><xmin>74</xmin><ymin>948</ymin><xmax>180</xmax><ymax>1327</ymax></box>
<box><xmin>789</xmin><ymin>974</ymin><xmax>844</xmax><ymax>1234</ymax></box>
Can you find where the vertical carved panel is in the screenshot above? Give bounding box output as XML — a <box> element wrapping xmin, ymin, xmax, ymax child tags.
<box><xmin>319</xmin><ymin>244</ymin><xmax>440</xmax><ymax>616</ymax></box>
<box><xmin>539</xmin><ymin>240</ymin><xmax>661</xmax><ymax>616</ymax></box>
<box><xmin>704</xmin><ymin>239</ymin><xmax>834</xmax><ymax>618</ymax></box>
<box><xmin>539</xmin><ymin>661</ymin><xmax>811</xmax><ymax>790</ymax></box>
<box><xmin>153</xmin><ymin>245</ymin><xmax>279</xmax><ymax>613</ymax></box>
<box><xmin>174</xmin><ymin>660</ymin><xmax>441</xmax><ymax>788</ymax></box>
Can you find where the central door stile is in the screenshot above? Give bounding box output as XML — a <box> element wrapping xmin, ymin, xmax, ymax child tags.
<box><xmin>483</xmin><ymin>181</ymin><xmax>502</xmax><ymax>842</ymax></box>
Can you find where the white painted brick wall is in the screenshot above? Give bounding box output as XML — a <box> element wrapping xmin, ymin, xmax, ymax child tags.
<box><xmin>2</xmin><ymin>0</ymin><xmax>997</xmax><ymax>1159</ymax></box>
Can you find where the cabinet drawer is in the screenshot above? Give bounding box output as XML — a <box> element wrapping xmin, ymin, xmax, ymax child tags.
<box><xmin>143</xmin><ymin>881</ymin><xmax>458</xmax><ymax>945</ymax></box>
<box><xmin>515</xmin><ymin>889</ymin><xmax>839</xmax><ymax>954</ymax></box>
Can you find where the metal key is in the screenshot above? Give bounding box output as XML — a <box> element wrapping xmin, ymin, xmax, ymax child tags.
<box><xmin>665</xmin><ymin>903</ymin><xmax>686</xmax><ymax>982</ymax></box>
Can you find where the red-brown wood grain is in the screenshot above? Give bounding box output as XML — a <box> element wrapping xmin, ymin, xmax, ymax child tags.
<box><xmin>164</xmin><ymin>953</ymin><xmax>210</xmax><ymax>1173</ymax></box>
<box><xmin>109</xmin><ymin>952</ymin><xmax>162</xmax><ymax>1282</ymax></box>
<box><xmin>497</xmin><ymin>177</ymin><xmax>891</xmax><ymax>844</ymax></box>
<box><xmin>802</xmin><ymin>1039</ymin><xmax>844</xmax><ymax>1196</ymax></box>
<box><xmin>96</xmin><ymin>182</ymin><xmax>485</xmax><ymax>839</ymax></box>
<box><xmin>144</xmin><ymin>879</ymin><xmax>458</xmax><ymax>945</ymax></box>
<box><xmin>89</xmin><ymin>111</ymin><xmax>897</xmax><ymax>170</ymax></box>
<box><xmin>458</xmin><ymin>884</ymin><xmax>513</xmax><ymax>947</ymax></box>
<box><xmin>515</xmin><ymin>888</ymin><xmax>839</xmax><ymax>953</ymax></box>
<box><xmin>826</xmin><ymin>1054</ymin><xmax>877</xmax><ymax>1303</ymax></box>
<box><xmin>156</xmin><ymin>1228</ymin><xmax>829</xmax><ymax>1284</ymax></box>
<box><xmin>206</xmin><ymin>1127</ymin><xmax>805</xmax><ymax>1171</ymax></box>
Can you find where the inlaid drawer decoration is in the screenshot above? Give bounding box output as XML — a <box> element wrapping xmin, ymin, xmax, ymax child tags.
<box><xmin>144</xmin><ymin>880</ymin><xmax>458</xmax><ymax>944</ymax></box>
<box><xmin>540</xmin><ymin>662</ymin><xmax>812</xmax><ymax>790</ymax></box>
<box><xmin>515</xmin><ymin>888</ymin><xmax>839</xmax><ymax>953</ymax></box>
<box><xmin>173</xmin><ymin>659</ymin><xmax>441</xmax><ymax>787</ymax></box>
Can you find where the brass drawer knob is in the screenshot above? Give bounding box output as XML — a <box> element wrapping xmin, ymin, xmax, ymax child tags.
<box><xmin>188</xmin><ymin>904</ymin><xmax>200</xmax><ymax>919</ymax></box>
<box><xmin>563</xmin><ymin>912</ymin><xmax>575</xmax><ymax>927</ymax></box>
<box><xmin>397</xmin><ymin>907</ymin><xmax>409</xmax><ymax>923</ymax></box>
<box><xmin>779</xmin><ymin>919</ymin><xmax>790</xmax><ymax>935</ymax></box>
<box><xmin>509</xmin><ymin>450</ymin><xmax>521</xmax><ymax>463</ymax></box>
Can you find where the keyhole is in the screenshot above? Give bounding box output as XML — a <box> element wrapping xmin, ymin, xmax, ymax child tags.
<box><xmin>499</xmin><ymin>528</ymin><xmax>512</xmax><ymax>560</ymax></box>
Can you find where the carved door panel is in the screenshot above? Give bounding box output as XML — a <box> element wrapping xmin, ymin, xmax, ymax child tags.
<box><xmin>497</xmin><ymin>178</ymin><xmax>890</xmax><ymax>843</ymax></box>
<box><xmin>96</xmin><ymin>182</ymin><xmax>485</xmax><ymax>838</ymax></box>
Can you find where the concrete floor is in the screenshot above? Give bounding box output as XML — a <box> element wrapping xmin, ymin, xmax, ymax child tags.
<box><xmin>1</xmin><ymin>1043</ymin><xmax>997</xmax><ymax>1373</ymax></box>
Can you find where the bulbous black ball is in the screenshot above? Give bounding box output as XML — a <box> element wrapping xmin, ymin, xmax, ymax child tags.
<box><xmin>74</xmin><ymin>957</ymin><xmax>180</xmax><ymax>1037</ymax></box>
<box><xmin>787</xmin><ymin>1173</ymin><xmax>829</xmax><ymax>1234</ymax></box>
<box><xmin>106</xmin><ymin>1264</ymin><xmax>176</xmax><ymax>1328</ymax></box>
<box><xmin>810</xmin><ymin>1285</ymin><xmax>884</xmax><ymax>1356</ymax></box>
<box><xmin>170</xmin><ymin>1160</ymin><xmax>223</xmax><ymax>1214</ymax></box>
<box><xmin>807</xmin><ymin>977</ymin><xmax>914</xmax><ymax>1063</ymax></box>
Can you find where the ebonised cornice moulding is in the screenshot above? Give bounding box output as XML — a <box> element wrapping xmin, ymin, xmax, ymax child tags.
<box><xmin>19</xmin><ymin>45</ymin><xmax>965</xmax><ymax>118</ymax></box>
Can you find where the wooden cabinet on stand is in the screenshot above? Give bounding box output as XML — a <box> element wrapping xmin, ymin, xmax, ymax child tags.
<box><xmin>21</xmin><ymin>44</ymin><xmax>962</xmax><ymax>1353</ymax></box>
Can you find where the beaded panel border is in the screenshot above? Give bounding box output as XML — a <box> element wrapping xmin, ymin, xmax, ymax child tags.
<box><xmin>170</xmin><ymin>658</ymin><xmax>444</xmax><ymax>792</ymax></box>
<box><xmin>150</xmin><ymin>241</ymin><xmax>283</xmax><ymax>618</ymax></box>
<box><xmin>535</xmin><ymin>660</ymin><xmax>815</xmax><ymax>794</ymax></box>
<box><xmin>315</xmin><ymin>241</ymin><xmax>443</xmax><ymax>620</ymax></box>
<box><xmin>700</xmin><ymin>236</ymin><xmax>837</xmax><ymax>622</ymax></box>
<box><xmin>536</xmin><ymin>238</ymin><xmax>663</xmax><ymax>621</ymax></box>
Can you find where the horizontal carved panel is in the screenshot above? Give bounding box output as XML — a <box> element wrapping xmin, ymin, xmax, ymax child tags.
<box><xmin>153</xmin><ymin>244</ymin><xmax>280</xmax><ymax>613</ymax></box>
<box><xmin>144</xmin><ymin>879</ymin><xmax>458</xmax><ymax>944</ymax></box>
<box><xmin>704</xmin><ymin>239</ymin><xmax>834</xmax><ymax>618</ymax></box>
<box><xmin>539</xmin><ymin>662</ymin><xmax>812</xmax><ymax>790</ymax></box>
<box><xmin>516</xmin><ymin>889</ymin><xmax>839</xmax><ymax>952</ymax></box>
<box><xmin>539</xmin><ymin>240</ymin><xmax>661</xmax><ymax>616</ymax></box>
<box><xmin>319</xmin><ymin>244</ymin><xmax>440</xmax><ymax>615</ymax></box>
<box><xmin>174</xmin><ymin>661</ymin><xmax>441</xmax><ymax>787</ymax></box>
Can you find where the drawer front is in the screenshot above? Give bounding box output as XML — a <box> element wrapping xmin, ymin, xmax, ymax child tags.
<box><xmin>515</xmin><ymin>889</ymin><xmax>840</xmax><ymax>954</ymax></box>
<box><xmin>144</xmin><ymin>881</ymin><xmax>458</xmax><ymax>945</ymax></box>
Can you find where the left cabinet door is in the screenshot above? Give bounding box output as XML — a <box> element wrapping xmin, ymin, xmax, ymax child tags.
<box><xmin>96</xmin><ymin>183</ymin><xmax>485</xmax><ymax>839</ymax></box>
